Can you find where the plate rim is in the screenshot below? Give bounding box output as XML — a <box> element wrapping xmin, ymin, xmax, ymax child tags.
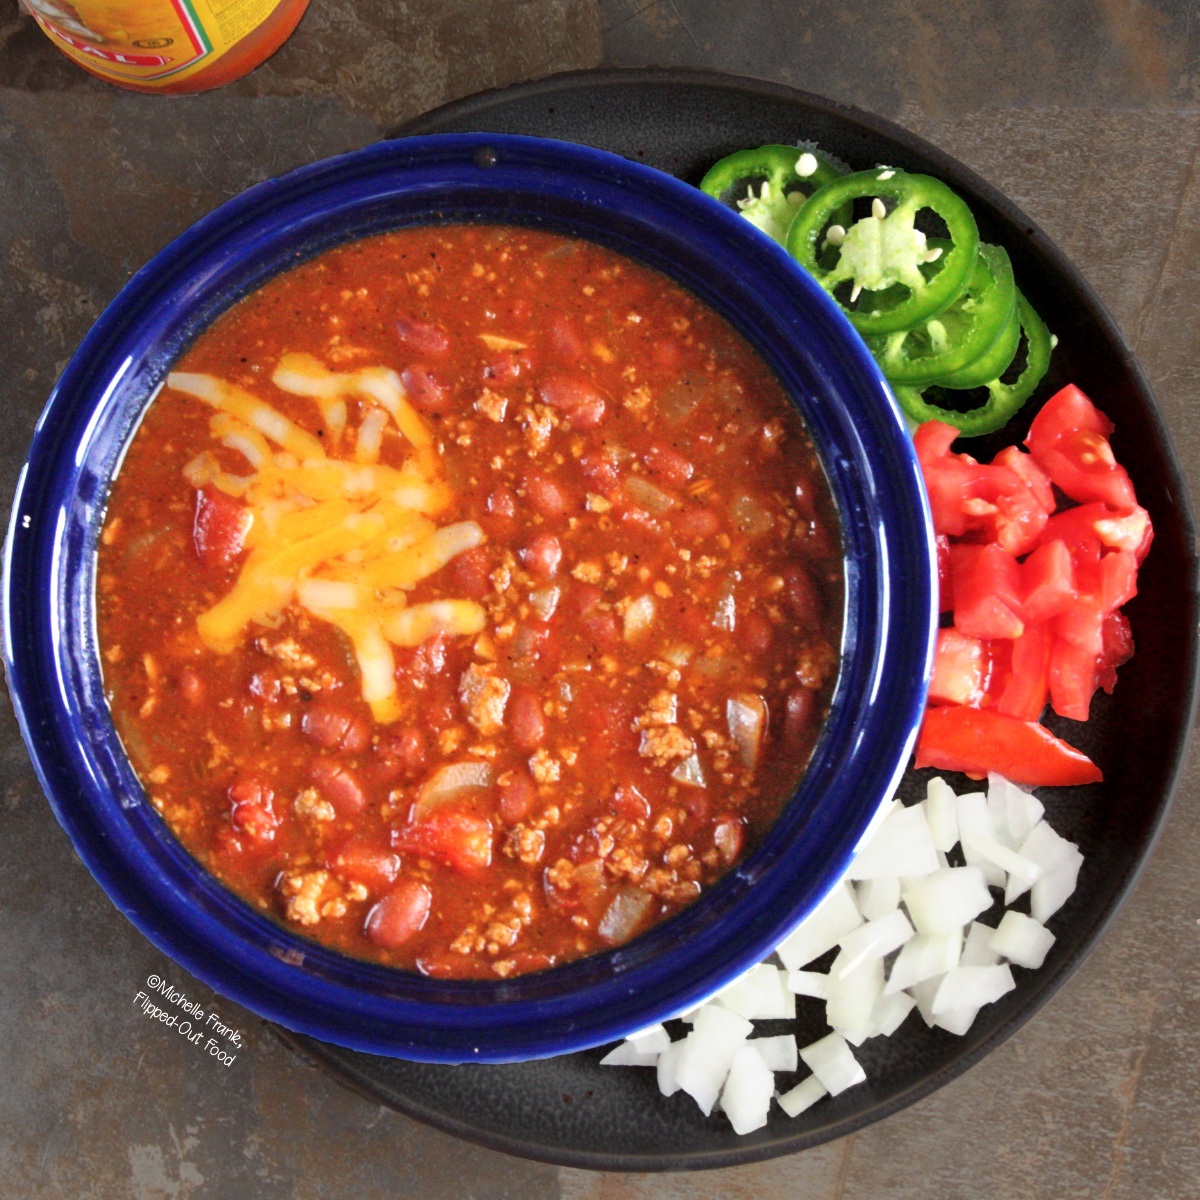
<box><xmin>296</xmin><ymin>64</ymin><xmax>1200</xmax><ymax>1170</ymax></box>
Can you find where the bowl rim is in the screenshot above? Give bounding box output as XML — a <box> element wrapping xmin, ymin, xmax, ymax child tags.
<box><xmin>1</xmin><ymin>131</ymin><xmax>937</xmax><ymax>1062</ymax></box>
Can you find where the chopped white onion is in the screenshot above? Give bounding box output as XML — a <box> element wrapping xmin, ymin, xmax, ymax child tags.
<box><xmin>715</xmin><ymin>964</ymin><xmax>794</xmax><ymax>1019</ymax></box>
<box><xmin>414</xmin><ymin>761</ymin><xmax>494</xmax><ymax>816</ymax></box>
<box><xmin>960</xmin><ymin>920</ymin><xmax>1001</xmax><ymax>968</ymax></box>
<box><xmin>825</xmin><ymin>954</ymin><xmax>883</xmax><ymax>1038</ymax></box>
<box><xmin>720</xmin><ymin>1045</ymin><xmax>775</xmax><ymax>1134</ymax></box>
<box><xmin>1031</xmin><ymin>847</ymin><xmax>1084</xmax><ymax>924</ymax></box>
<box><xmin>902</xmin><ymin>867</ymin><xmax>992</xmax><ymax>937</ymax></box>
<box><xmin>989</xmin><ymin>910</ymin><xmax>1056</xmax><ymax>969</ymax></box>
<box><xmin>600</xmin><ymin>1041</ymin><xmax>660</xmax><ymax>1066</ymax></box>
<box><xmin>670</xmin><ymin>753</ymin><xmax>707</xmax><ymax>789</ymax></box>
<box><xmin>871</xmin><ymin>989</ymin><xmax>916</xmax><ymax>1038</ymax></box>
<box><xmin>854</xmin><ymin>875</ymin><xmax>901</xmax><ymax>922</ymax></box>
<box><xmin>832</xmin><ymin>909</ymin><xmax>914</xmax><ymax>979</ymax></box>
<box><xmin>885</xmin><ymin>931</ymin><xmax>962</xmax><ymax>995</ymax></box>
<box><xmin>751</xmin><ymin>1034</ymin><xmax>798</xmax><ymax>1073</ymax></box>
<box><xmin>623</xmin><ymin>593</ymin><xmax>656</xmax><ymax>642</ymax></box>
<box><xmin>776</xmin><ymin>882</ymin><xmax>862</xmax><ymax>970</ymax></box>
<box><xmin>777</xmin><ymin>1073</ymin><xmax>828</xmax><ymax>1117</ymax></box>
<box><xmin>726</xmin><ymin>693</ymin><xmax>767</xmax><ymax>771</ymax></box>
<box><xmin>931</xmin><ymin>964</ymin><xmax>1015</xmax><ymax>1016</ymax></box>
<box><xmin>799</xmin><ymin>1032</ymin><xmax>866</xmax><ymax>1096</ymax></box>
<box><xmin>786</xmin><ymin>969</ymin><xmax>831</xmax><ymax>1000</ymax></box>
<box><xmin>674</xmin><ymin>1006</ymin><xmax>753</xmax><ymax>1115</ymax></box>
<box><xmin>956</xmin><ymin>791</ymin><xmax>1005</xmax><ymax>888</ymax></box>
<box><xmin>960</xmin><ymin>832</ymin><xmax>1043</xmax><ymax>904</ymax></box>
<box><xmin>989</xmin><ymin>772</ymin><xmax>1045</xmax><ymax>844</ymax></box>
<box><xmin>923</xmin><ymin>776</ymin><xmax>961</xmax><ymax>852</ymax></box>
<box><xmin>846</xmin><ymin>804</ymin><xmax>939</xmax><ymax>880</ymax></box>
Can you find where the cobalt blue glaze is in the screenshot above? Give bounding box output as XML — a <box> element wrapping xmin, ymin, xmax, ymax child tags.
<box><xmin>2</xmin><ymin>134</ymin><xmax>935</xmax><ymax>1063</ymax></box>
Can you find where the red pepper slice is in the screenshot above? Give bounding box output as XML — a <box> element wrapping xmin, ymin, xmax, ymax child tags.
<box><xmin>915</xmin><ymin>704</ymin><xmax>1102</xmax><ymax>786</ymax></box>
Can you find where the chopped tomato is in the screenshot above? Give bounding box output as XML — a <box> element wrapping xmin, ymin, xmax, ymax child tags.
<box><xmin>915</xmin><ymin>704</ymin><xmax>1102</xmax><ymax>786</ymax></box>
<box><xmin>1040</xmin><ymin>502</ymin><xmax>1152</xmax><ymax>562</ymax></box>
<box><xmin>993</xmin><ymin>445</ymin><xmax>1055</xmax><ymax>514</ymax></box>
<box><xmin>394</xmin><ymin>809</ymin><xmax>494</xmax><ymax>873</ymax></box>
<box><xmin>929</xmin><ymin>627</ymin><xmax>992</xmax><ymax>706</ymax></box>
<box><xmin>1026</xmin><ymin>384</ymin><xmax>1137</xmax><ymax>510</ymax></box>
<box><xmin>193</xmin><ymin>486</ymin><xmax>251</xmax><ymax>569</ymax></box>
<box><xmin>1098</xmin><ymin>611</ymin><xmax>1135</xmax><ymax>693</ymax></box>
<box><xmin>915</xmin><ymin>420</ymin><xmax>1049</xmax><ymax>554</ymax></box>
<box><xmin>950</xmin><ymin>543</ymin><xmax>1024</xmax><ymax>640</ymax></box>
<box><xmin>935</xmin><ymin>533</ymin><xmax>953</xmax><ymax>612</ymax></box>
<box><xmin>1048</xmin><ymin>636</ymin><xmax>1098</xmax><ymax>722</ymax></box>
<box><xmin>1020</xmin><ymin>539</ymin><xmax>1076</xmax><ymax>625</ymax></box>
<box><xmin>994</xmin><ymin>621</ymin><xmax>1053</xmax><ymax>722</ymax></box>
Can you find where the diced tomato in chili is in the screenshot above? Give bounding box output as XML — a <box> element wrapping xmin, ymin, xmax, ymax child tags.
<box><xmin>1025</xmin><ymin>384</ymin><xmax>1137</xmax><ymax>510</ymax></box>
<box><xmin>193</xmin><ymin>486</ymin><xmax>252</xmax><ymax>569</ymax></box>
<box><xmin>915</xmin><ymin>704</ymin><xmax>1102</xmax><ymax>786</ymax></box>
<box><xmin>394</xmin><ymin>809</ymin><xmax>494</xmax><ymax>873</ymax></box>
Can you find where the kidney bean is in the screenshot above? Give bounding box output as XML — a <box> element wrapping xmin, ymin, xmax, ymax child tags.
<box><xmin>332</xmin><ymin>841</ymin><xmax>400</xmax><ymax>890</ymax></box>
<box><xmin>740</xmin><ymin>611</ymin><xmax>774</xmax><ymax>657</ymax></box>
<box><xmin>311</xmin><ymin>758</ymin><xmax>366</xmax><ymax>816</ymax></box>
<box><xmin>451</xmin><ymin>545</ymin><xmax>491</xmax><ymax>598</ymax></box>
<box><xmin>782</xmin><ymin>564</ymin><xmax>823</xmax><ymax>624</ymax></box>
<box><xmin>176</xmin><ymin>668</ymin><xmax>203</xmax><ymax>706</ymax></box>
<box><xmin>538</xmin><ymin>374</ymin><xmax>606</xmax><ymax>429</ymax></box>
<box><xmin>395</xmin><ymin>314</ymin><xmax>450</xmax><ymax>358</ymax></box>
<box><xmin>525</xmin><ymin>473</ymin><xmax>571</xmax><ymax>519</ymax></box>
<box><xmin>549</xmin><ymin>315</ymin><xmax>586</xmax><ymax>362</ymax></box>
<box><xmin>521</xmin><ymin>533</ymin><xmax>562</xmax><ymax>580</ymax></box>
<box><xmin>713</xmin><ymin>815</ymin><xmax>744</xmax><ymax>865</ymax></box>
<box><xmin>365</xmin><ymin>879</ymin><xmax>432</xmax><ymax>949</ymax></box>
<box><xmin>674</xmin><ymin>506</ymin><xmax>721</xmax><ymax>541</ymax></box>
<box><xmin>499</xmin><ymin>767</ymin><xmax>537</xmax><ymax>824</ymax></box>
<box><xmin>376</xmin><ymin>726</ymin><xmax>428</xmax><ymax>781</ymax></box>
<box><xmin>400</xmin><ymin>364</ymin><xmax>450</xmax><ymax>415</ymax></box>
<box><xmin>645</xmin><ymin>443</ymin><xmax>694</xmax><ymax>487</ymax></box>
<box><xmin>580</xmin><ymin>451</ymin><xmax>620</xmax><ymax>494</ymax></box>
<box><xmin>228</xmin><ymin>779</ymin><xmax>278</xmax><ymax>844</ymax></box>
<box><xmin>509</xmin><ymin>688</ymin><xmax>546</xmax><ymax>752</ymax></box>
<box><xmin>301</xmin><ymin>699</ymin><xmax>370</xmax><ymax>754</ymax></box>
<box><xmin>683</xmin><ymin>792</ymin><xmax>709</xmax><ymax>822</ymax></box>
<box><xmin>781</xmin><ymin>686</ymin><xmax>817</xmax><ymax>752</ymax></box>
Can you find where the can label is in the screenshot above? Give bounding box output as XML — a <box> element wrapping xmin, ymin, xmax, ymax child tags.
<box><xmin>25</xmin><ymin>0</ymin><xmax>284</xmax><ymax>85</ymax></box>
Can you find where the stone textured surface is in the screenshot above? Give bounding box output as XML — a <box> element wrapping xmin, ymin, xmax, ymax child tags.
<box><xmin>2</xmin><ymin>1</ymin><xmax>1199</xmax><ymax>1197</ymax></box>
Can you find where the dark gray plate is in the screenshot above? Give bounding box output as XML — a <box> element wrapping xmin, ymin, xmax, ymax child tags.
<box><xmin>276</xmin><ymin>68</ymin><xmax>1200</xmax><ymax>1171</ymax></box>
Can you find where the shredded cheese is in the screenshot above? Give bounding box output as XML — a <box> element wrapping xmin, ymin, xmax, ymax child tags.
<box><xmin>172</xmin><ymin>354</ymin><xmax>490</xmax><ymax>719</ymax></box>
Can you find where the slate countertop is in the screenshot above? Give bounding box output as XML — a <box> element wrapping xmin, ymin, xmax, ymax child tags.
<box><xmin>2</xmin><ymin>2</ymin><xmax>1197</xmax><ymax>1197</ymax></box>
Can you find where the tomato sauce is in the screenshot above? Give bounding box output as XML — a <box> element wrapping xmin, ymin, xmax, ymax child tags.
<box><xmin>96</xmin><ymin>225</ymin><xmax>843</xmax><ymax>979</ymax></box>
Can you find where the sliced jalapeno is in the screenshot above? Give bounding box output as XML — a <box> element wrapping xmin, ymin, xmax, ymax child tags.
<box><xmin>865</xmin><ymin>243</ymin><xmax>1016</xmax><ymax>387</ymax></box>
<box><xmin>700</xmin><ymin>145</ymin><xmax>849</xmax><ymax>245</ymax></box>
<box><xmin>786</xmin><ymin>168</ymin><xmax>980</xmax><ymax>335</ymax></box>
<box><xmin>891</xmin><ymin>292</ymin><xmax>1053</xmax><ymax>437</ymax></box>
<box><xmin>935</xmin><ymin>293</ymin><xmax>1022</xmax><ymax>390</ymax></box>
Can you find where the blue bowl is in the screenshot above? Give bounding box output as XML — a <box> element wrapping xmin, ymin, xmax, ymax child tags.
<box><xmin>2</xmin><ymin>133</ymin><xmax>935</xmax><ymax>1063</ymax></box>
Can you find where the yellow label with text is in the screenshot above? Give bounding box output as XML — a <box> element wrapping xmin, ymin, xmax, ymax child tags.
<box><xmin>26</xmin><ymin>0</ymin><xmax>283</xmax><ymax>84</ymax></box>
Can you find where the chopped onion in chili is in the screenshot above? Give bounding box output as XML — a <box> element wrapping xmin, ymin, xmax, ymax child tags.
<box><xmin>414</xmin><ymin>761</ymin><xmax>495</xmax><ymax>815</ymax></box>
